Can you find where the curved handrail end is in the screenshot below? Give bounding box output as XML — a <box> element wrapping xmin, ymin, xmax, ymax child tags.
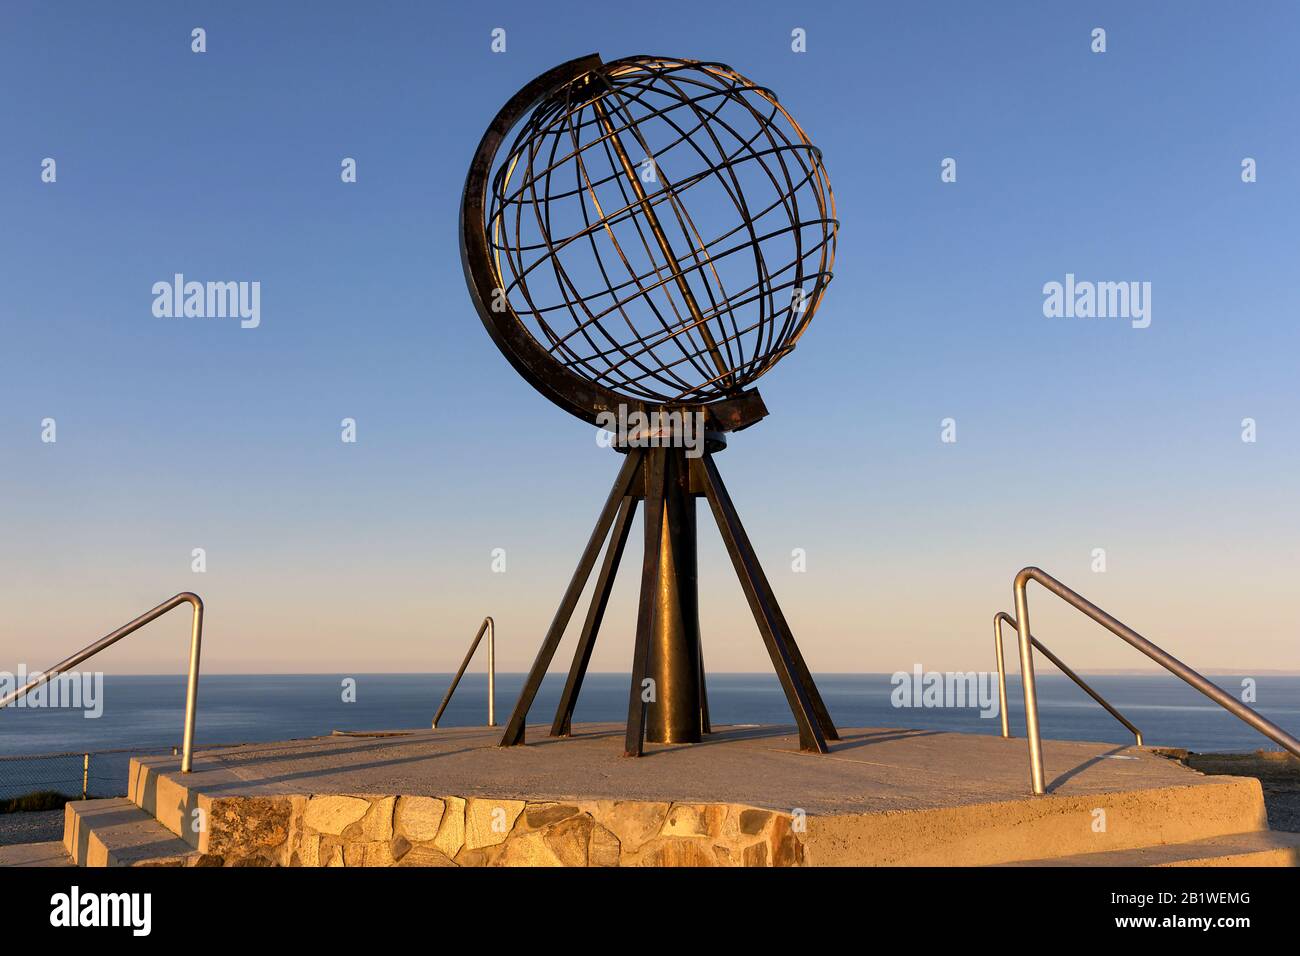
<box><xmin>1014</xmin><ymin>567</ymin><xmax>1044</xmax><ymax>590</ymax></box>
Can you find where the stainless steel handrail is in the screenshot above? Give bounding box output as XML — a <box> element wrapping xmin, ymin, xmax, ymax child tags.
<box><xmin>993</xmin><ymin>610</ymin><xmax>1142</xmax><ymax>745</ymax></box>
<box><xmin>1012</xmin><ymin>567</ymin><xmax>1300</xmax><ymax>794</ymax></box>
<box><xmin>432</xmin><ymin>617</ymin><xmax>495</xmax><ymax>729</ymax></box>
<box><xmin>0</xmin><ymin>593</ymin><xmax>205</xmax><ymax>773</ymax></box>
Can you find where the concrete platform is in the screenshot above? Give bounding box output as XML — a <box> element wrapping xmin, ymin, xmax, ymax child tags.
<box><xmin>135</xmin><ymin>723</ymin><xmax>1229</xmax><ymax>811</ymax></box>
<box><xmin>0</xmin><ymin>840</ymin><xmax>74</xmax><ymax>867</ymax></box>
<box><xmin>93</xmin><ymin>723</ymin><xmax>1286</xmax><ymax>867</ymax></box>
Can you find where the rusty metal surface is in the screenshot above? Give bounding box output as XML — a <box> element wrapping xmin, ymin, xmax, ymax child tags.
<box><xmin>461</xmin><ymin>54</ymin><xmax>833</xmax><ymax>431</ymax></box>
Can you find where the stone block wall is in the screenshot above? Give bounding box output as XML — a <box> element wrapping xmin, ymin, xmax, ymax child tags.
<box><xmin>196</xmin><ymin>794</ymin><xmax>805</xmax><ymax>867</ymax></box>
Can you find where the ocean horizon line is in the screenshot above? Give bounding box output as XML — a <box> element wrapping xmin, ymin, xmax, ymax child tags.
<box><xmin>44</xmin><ymin>669</ymin><xmax>1300</xmax><ymax>678</ymax></box>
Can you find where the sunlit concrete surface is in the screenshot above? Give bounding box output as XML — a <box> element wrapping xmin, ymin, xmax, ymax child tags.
<box><xmin>134</xmin><ymin>723</ymin><xmax>1210</xmax><ymax>811</ymax></box>
<box><xmin>8</xmin><ymin>725</ymin><xmax>1292</xmax><ymax>866</ymax></box>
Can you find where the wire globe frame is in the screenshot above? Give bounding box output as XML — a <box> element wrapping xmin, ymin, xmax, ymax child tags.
<box><xmin>462</xmin><ymin>54</ymin><xmax>837</xmax><ymax>428</ymax></box>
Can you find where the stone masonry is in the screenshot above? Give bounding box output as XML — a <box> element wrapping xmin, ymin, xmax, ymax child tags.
<box><xmin>194</xmin><ymin>794</ymin><xmax>804</xmax><ymax>867</ymax></box>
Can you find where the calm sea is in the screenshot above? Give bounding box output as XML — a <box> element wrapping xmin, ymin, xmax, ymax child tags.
<box><xmin>2</xmin><ymin>673</ymin><xmax>1298</xmax><ymax>799</ymax></box>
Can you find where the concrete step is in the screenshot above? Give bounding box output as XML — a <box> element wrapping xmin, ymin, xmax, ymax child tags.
<box><xmin>63</xmin><ymin>798</ymin><xmax>200</xmax><ymax>867</ymax></box>
<box><xmin>1003</xmin><ymin>829</ymin><xmax>1300</xmax><ymax>867</ymax></box>
<box><xmin>0</xmin><ymin>840</ymin><xmax>75</xmax><ymax>867</ymax></box>
<box><xmin>804</xmin><ymin>777</ymin><xmax>1271</xmax><ymax>865</ymax></box>
<box><xmin>128</xmin><ymin>759</ymin><xmax>209</xmax><ymax>852</ymax></box>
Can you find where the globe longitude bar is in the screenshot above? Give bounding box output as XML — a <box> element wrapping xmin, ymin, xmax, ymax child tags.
<box><xmin>588</xmin><ymin>89</ymin><xmax>735</xmax><ymax>392</ymax></box>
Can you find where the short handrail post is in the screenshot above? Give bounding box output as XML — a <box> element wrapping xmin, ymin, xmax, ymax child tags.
<box><xmin>994</xmin><ymin>611</ymin><xmax>1143</xmax><ymax>747</ymax></box>
<box><xmin>1012</xmin><ymin>575</ymin><xmax>1047</xmax><ymax>794</ymax></box>
<box><xmin>0</xmin><ymin>592</ymin><xmax>205</xmax><ymax>774</ymax></box>
<box><xmin>993</xmin><ymin>614</ymin><xmax>1011</xmax><ymax>738</ymax></box>
<box><xmin>432</xmin><ymin>617</ymin><xmax>496</xmax><ymax>729</ymax></box>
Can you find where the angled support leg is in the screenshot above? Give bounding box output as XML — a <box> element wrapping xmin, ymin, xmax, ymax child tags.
<box><xmin>698</xmin><ymin>641</ymin><xmax>712</xmax><ymax>734</ymax></box>
<box><xmin>625</xmin><ymin>448</ymin><xmax>668</xmax><ymax>756</ymax></box>
<box><xmin>698</xmin><ymin>457</ymin><xmax>838</xmax><ymax>741</ymax></box>
<box><xmin>498</xmin><ymin>448</ymin><xmax>645</xmax><ymax>747</ymax></box>
<box><xmin>695</xmin><ymin>454</ymin><xmax>829</xmax><ymax>753</ymax></box>
<box><xmin>550</xmin><ymin>495</ymin><xmax>639</xmax><ymax>737</ymax></box>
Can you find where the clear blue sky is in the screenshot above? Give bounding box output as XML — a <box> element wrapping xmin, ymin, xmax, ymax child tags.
<box><xmin>2</xmin><ymin>1</ymin><xmax>1297</xmax><ymax>675</ymax></box>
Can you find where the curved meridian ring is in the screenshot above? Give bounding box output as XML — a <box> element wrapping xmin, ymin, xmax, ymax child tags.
<box><xmin>460</xmin><ymin>53</ymin><xmax>837</xmax><ymax>430</ymax></box>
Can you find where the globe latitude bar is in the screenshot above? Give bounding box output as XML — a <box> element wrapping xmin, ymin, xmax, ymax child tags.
<box><xmin>460</xmin><ymin>53</ymin><xmax>838</xmax><ymax>755</ymax></box>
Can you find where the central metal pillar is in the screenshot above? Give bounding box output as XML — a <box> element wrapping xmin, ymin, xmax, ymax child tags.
<box><xmin>645</xmin><ymin>448</ymin><xmax>701</xmax><ymax>743</ymax></box>
<box><xmin>501</xmin><ymin>433</ymin><xmax>836</xmax><ymax>756</ymax></box>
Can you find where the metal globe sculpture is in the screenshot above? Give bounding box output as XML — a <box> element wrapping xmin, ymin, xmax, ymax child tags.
<box><xmin>462</xmin><ymin>54</ymin><xmax>839</xmax><ymax>756</ymax></box>
<box><xmin>463</xmin><ymin>54</ymin><xmax>836</xmax><ymax>429</ymax></box>
<box><xmin>484</xmin><ymin>55</ymin><xmax>835</xmax><ymax>412</ymax></box>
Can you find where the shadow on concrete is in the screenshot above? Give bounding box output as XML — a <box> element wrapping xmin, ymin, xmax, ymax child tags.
<box><xmin>551</xmin><ymin>724</ymin><xmax>944</xmax><ymax>757</ymax></box>
<box><xmin>1047</xmin><ymin>745</ymin><xmax>1134</xmax><ymax>793</ymax></box>
<box><xmin>826</xmin><ymin>729</ymin><xmax>944</xmax><ymax>753</ymax></box>
<box><xmin>158</xmin><ymin>743</ymin><xmax>488</xmax><ymax>796</ymax></box>
<box><xmin>147</xmin><ymin>735</ymin><xmax>442</xmax><ymax>777</ymax></box>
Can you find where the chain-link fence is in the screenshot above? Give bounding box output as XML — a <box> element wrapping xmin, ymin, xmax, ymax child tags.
<box><xmin>0</xmin><ymin>752</ymin><xmax>91</xmax><ymax>804</ymax></box>
<box><xmin>0</xmin><ymin>743</ymin><xmax>251</xmax><ymax>809</ymax></box>
<box><xmin>0</xmin><ymin>748</ymin><xmax>173</xmax><ymax>806</ymax></box>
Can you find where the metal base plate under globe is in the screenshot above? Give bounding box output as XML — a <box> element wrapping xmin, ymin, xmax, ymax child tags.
<box><xmin>498</xmin><ymin>444</ymin><xmax>839</xmax><ymax>756</ymax></box>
